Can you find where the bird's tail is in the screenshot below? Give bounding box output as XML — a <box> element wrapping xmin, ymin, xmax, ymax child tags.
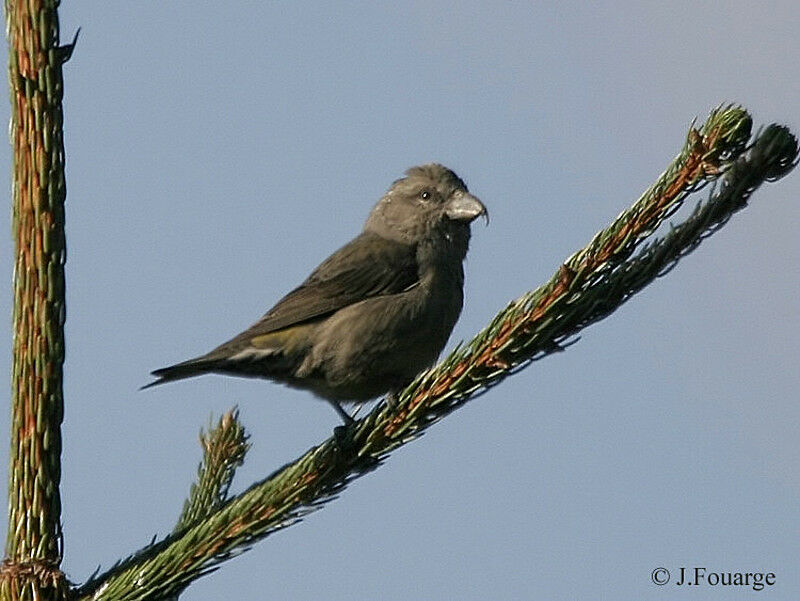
<box><xmin>141</xmin><ymin>357</ymin><xmax>219</xmax><ymax>390</ymax></box>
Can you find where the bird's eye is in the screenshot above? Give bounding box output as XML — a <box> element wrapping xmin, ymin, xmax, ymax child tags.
<box><xmin>420</xmin><ymin>190</ymin><xmax>431</xmax><ymax>201</ymax></box>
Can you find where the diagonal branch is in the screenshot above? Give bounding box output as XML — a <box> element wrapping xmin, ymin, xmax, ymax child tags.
<box><xmin>76</xmin><ymin>108</ymin><xmax>797</xmax><ymax>601</ymax></box>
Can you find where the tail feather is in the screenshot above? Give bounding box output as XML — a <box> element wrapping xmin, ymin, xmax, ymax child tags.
<box><xmin>141</xmin><ymin>357</ymin><xmax>219</xmax><ymax>390</ymax></box>
<box><xmin>142</xmin><ymin>346</ymin><xmax>296</xmax><ymax>390</ymax></box>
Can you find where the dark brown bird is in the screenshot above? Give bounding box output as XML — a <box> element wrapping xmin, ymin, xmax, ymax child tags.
<box><xmin>144</xmin><ymin>164</ymin><xmax>487</xmax><ymax>423</ymax></box>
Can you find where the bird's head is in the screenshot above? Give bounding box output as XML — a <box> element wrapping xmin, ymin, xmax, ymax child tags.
<box><xmin>364</xmin><ymin>164</ymin><xmax>487</xmax><ymax>248</ymax></box>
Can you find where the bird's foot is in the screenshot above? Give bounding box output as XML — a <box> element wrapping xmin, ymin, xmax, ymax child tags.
<box><xmin>332</xmin><ymin>424</ymin><xmax>355</xmax><ymax>451</ymax></box>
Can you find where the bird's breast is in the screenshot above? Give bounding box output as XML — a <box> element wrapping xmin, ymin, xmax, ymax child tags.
<box><xmin>300</xmin><ymin>263</ymin><xmax>465</xmax><ymax>398</ymax></box>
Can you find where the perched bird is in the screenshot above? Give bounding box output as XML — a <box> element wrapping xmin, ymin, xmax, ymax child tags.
<box><xmin>144</xmin><ymin>164</ymin><xmax>487</xmax><ymax>423</ymax></box>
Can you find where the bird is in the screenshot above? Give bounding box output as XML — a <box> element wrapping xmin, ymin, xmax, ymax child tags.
<box><xmin>144</xmin><ymin>163</ymin><xmax>487</xmax><ymax>424</ymax></box>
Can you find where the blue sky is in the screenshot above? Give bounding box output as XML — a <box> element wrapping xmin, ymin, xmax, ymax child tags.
<box><xmin>1</xmin><ymin>2</ymin><xmax>798</xmax><ymax>599</ymax></box>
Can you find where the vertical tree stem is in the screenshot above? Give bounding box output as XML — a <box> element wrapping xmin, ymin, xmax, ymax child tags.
<box><xmin>4</xmin><ymin>0</ymin><xmax>66</xmax><ymax>571</ymax></box>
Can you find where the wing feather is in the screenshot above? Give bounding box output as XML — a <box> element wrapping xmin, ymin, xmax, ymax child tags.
<box><xmin>202</xmin><ymin>232</ymin><xmax>418</xmax><ymax>358</ymax></box>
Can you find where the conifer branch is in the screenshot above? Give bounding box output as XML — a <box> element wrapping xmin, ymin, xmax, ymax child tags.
<box><xmin>75</xmin><ymin>108</ymin><xmax>798</xmax><ymax>601</ymax></box>
<box><xmin>174</xmin><ymin>410</ymin><xmax>250</xmax><ymax>533</ymax></box>
<box><xmin>1</xmin><ymin>0</ymin><xmax>75</xmax><ymax>599</ymax></box>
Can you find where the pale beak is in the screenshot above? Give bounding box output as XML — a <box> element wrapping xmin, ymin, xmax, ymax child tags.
<box><xmin>445</xmin><ymin>190</ymin><xmax>488</xmax><ymax>225</ymax></box>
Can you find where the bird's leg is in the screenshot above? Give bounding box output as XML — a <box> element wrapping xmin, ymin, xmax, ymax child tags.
<box><xmin>329</xmin><ymin>399</ymin><xmax>355</xmax><ymax>426</ymax></box>
<box><xmin>330</xmin><ymin>401</ymin><xmax>357</xmax><ymax>450</ymax></box>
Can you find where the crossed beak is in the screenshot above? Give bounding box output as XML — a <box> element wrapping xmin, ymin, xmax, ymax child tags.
<box><xmin>445</xmin><ymin>190</ymin><xmax>489</xmax><ymax>225</ymax></box>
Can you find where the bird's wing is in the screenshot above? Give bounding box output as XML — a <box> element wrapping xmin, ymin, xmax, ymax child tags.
<box><xmin>145</xmin><ymin>232</ymin><xmax>419</xmax><ymax>381</ymax></box>
<box><xmin>240</xmin><ymin>232</ymin><xmax>418</xmax><ymax>337</ymax></box>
